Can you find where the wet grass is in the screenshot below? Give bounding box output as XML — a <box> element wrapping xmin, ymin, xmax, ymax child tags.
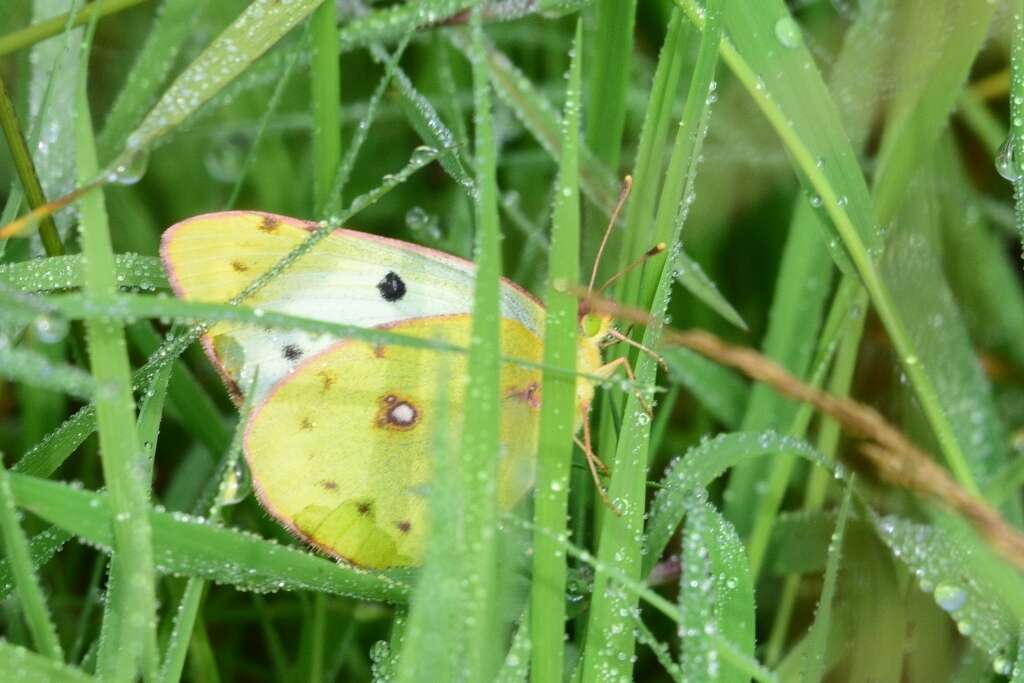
<box><xmin>0</xmin><ymin>0</ymin><xmax>1023</xmax><ymax>681</ymax></box>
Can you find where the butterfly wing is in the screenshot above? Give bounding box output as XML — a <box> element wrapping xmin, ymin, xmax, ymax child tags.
<box><xmin>243</xmin><ymin>315</ymin><xmax>543</xmax><ymax>569</ymax></box>
<box><xmin>160</xmin><ymin>211</ymin><xmax>545</xmax><ymax>400</ymax></box>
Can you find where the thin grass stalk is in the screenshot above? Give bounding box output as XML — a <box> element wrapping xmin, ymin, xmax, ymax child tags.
<box><xmin>530</xmin><ymin>21</ymin><xmax>582</xmax><ymax>683</ymax></box>
<box><xmin>311</xmin><ymin>0</ymin><xmax>341</xmax><ymax>214</ymax></box>
<box><xmin>460</xmin><ymin>7</ymin><xmax>503</xmax><ymax>679</ymax></box>
<box><xmin>583</xmin><ymin>0</ymin><xmax>636</xmax><ymax>173</ymax></box>
<box><xmin>1010</xmin><ymin>0</ymin><xmax>1024</xmax><ymax>262</ymax></box>
<box><xmin>0</xmin><ymin>454</ymin><xmax>63</xmax><ymax>661</ymax></box>
<box><xmin>74</xmin><ymin>40</ymin><xmax>157</xmax><ymax>683</ymax></box>
<box><xmin>0</xmin><ymin>0</ymin><xmax>149</xmax><ymax>57</ymax></box>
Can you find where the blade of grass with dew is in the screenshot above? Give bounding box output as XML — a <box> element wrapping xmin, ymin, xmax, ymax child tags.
<box><xmin>0</xmin><ymin>453</ymin><xmax>62</xmax><ymax>661</ymax></box>
<box><xmin>74</xmin><ymin>53</ymin><xmax>157</xmax><ymax>683</ymax></box>
<box><xmin>581</xmin><ymin>3</ymin><xmax>723</xmax><ymax>675</ymax></box>
<box><xmin>113</xmin><ymin>0</ymin><xmax>325</xmax><ymax>170</ymax></box>
<box><xmin>673</xmin><ymin>256</ymin><xmax>747</xmax><ymax>331</ymax></box>
<box><xmin>936</xmin><ymin>136</ymin><xmax>1024</xmax><ymax>372</ymax></box>
<box><xmin>873</xmin><ymin>509</ymin><xmax>1024</xmax><ymax>674</ymax></box>
<box><xmin>0</xmin><ymin>527</ymin><xmax>72</xmax><ymax>602</ymax></box>
<box><xmin>661</xmin><ymin>347</ymin><xmax>747</xmax><ymax>429</ymax></box>
<box><xmin>0</xmin><ymin>346</ymin><xmax>95</xmax><ymax>399</ymax></box>
<box><xmin>9</xmin><ymin>472</ymin><xmax>411</xmax><ymax>603</ymax></box>
<box><xmin>644</xmin><ymin>431</ymin><xmax>828</xmax><ymax>574</ymax></box>
<box><xmin>0</xmin><ymin>253</ymin><xmax>168</xmax><ymax>292</ymax></box>
<box><xmin>0</xmin><ymin>641</ymin><xmax>94</xmax><ymax>683</ymax></box>
<box><xmin>583</xmin><ymin>0</ymin><xmax>635</xmax><ymax>174</ymax></box>
<box><xmin>95</xmin><ymin>0</ymin><xmax>202</xmax><ymax>163</ymax></box>
<box><xmin>760</xmin><ymin>510</ymin><xmax>834</xmax><ymax>577</ymax></box>
<box><xmin>679</xmin><ymin>493</ymin><xmax>756</xmax><ymax>682</ymax></box>
<box><xmin>1010</xmin><ymin>0</ymin><xmax>1024</xmax><ymax>259</ymax></box>
<box><xmin>883</xmin><ymin>172</ymin><xmax>1012</xmax><ymax>484</ymax></box>
<box><xmin>460</xmin><ymin>10</ymin><xmax>503</xmax><ymax>679</ymax></box>
<box><xmin>799</xmin><ymin>483</ymin><xmax>852</xmax><ymax>683</ymax></box>
<box><xmin>636</xmin><ymin>0</ymin><xmax>724</xmax><ymax>310</ymax></box>
<box><xmin>311</xmin><ymin>0</ymin><xmax>340</xmax><ymax>215</ymax></box>
<box><xmin>677</xmin><ymin>0</ymin><xmax>994</xmax><ymax>497</ymax></box>
<box><xmin>530</xmin><ymin>21</ymin><xmax>581</xmax><ymax>683</ymax></box>
<box><xmin>395</xmin><ymin>357</ymin><xmax>461</xmax><ymax>682</ymax></box>
<box><xmin>609</xmin><ymin>7</ymin><xmax>687</xmax><ymax>301</ymax></box>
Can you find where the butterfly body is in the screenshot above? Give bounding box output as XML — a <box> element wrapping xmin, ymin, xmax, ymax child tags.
<box><xmin>162</xmin><ymin>211</ymin><xmax>613</xmax><ymax>568</ymax></box>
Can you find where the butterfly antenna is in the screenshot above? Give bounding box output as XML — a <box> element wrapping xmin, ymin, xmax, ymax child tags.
<box><xmin>587</xmin><ymin>175</ymin><xmax>633</xmax><ymax>295</ymax></box>
<box><xmin>597</xmin><ymin>242</ymin><xmax>667</xmax><ymax>294</ymax></box>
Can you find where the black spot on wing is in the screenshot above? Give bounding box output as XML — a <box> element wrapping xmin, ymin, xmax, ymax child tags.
<box><xmin>376</xmin><ymin>271</ymin><xmax>406</xmax><ymax>302</ymax></box>
<box><xmin>282</xmin><ymin>343</ymin><xmax>303</xmax><ymax>362</ymax></box>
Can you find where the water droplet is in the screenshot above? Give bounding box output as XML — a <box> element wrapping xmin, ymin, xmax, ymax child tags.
<box><xmin>993</xmin><ymin>656</ymin><xmax>1012</xmax><ymax>676</ymax></box>
<box><xmin>934</xmin><ymin>582</ymin><xmax>966</xmax><ymax>612</ymax></box>
<box><xmin>105</xmin><ymin>148</ymin><xmax>150</xmax><ymax>186</ymax></box>
<box><xmin>33</xmin><ymin>314</ymin><xmax>69</xmax><ymax>344</ymax></box>
<box><xmin>774</xmin><ymin>17</ymin><xmax>802</xmax><ymax>49</ymax></box>
<box><xmin>220</xmin><ymin>460</ymin><xmax>252</xmax><ymax>506</ymax></box>
<box><xmin>996</xmin><ymin>135</ymin><xmax>1021</xmax><ymax>181</ymax></box>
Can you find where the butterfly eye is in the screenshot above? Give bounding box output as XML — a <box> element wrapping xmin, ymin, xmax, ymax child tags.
<box><xmin>581</xmin><ymin>313</ymin><xmax>604</xmax><ymax>338</ymax></box>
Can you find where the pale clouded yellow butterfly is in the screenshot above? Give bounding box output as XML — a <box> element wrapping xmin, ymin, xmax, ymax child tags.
<box><xmin>161</xmin><ymin>211</ymin><xmax>627</xmax><ymax>569</ymax></box>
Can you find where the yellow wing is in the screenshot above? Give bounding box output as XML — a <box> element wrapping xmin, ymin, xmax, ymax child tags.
<box><xmin>160</xmin><ymin>211</ymin><xmax>545</xmax><ymax>401</ymax></box>
<box><xmin>243</xmin><ymin>315</ymin><xmax>544</xmax><ymax>569</ymax></box>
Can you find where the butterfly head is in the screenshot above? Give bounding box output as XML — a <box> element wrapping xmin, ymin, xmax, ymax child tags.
<box><xmin>578</xmin><ymin>301</ymin><xmax>613</xmax><ymax>343</ymax></box>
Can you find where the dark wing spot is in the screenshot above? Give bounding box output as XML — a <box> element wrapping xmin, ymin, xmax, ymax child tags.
<box><xmin>376</xmin><ymin>271</ymin><xmax>406</xmax><ymax>302</ymax></box>
<box><xmin>299</xmin><ymin>417</ymin><xmax>314</xmax><ymax>431</ymax></box>
<box><xmin>356</xmin><ymin>500</ymin><xmax>374</xmax><ymax>516</ymax></box>
<box><xmin>320</xmin><ymin>480</ymin><xmax>338</xmax><ymax>491</ymax></box>
<box><xmin>231</xmin><ymin>260</ymin><xmax>249</xmax><ymax>272</ymax></box>
<box><xmin>396</xmin><ymin>520</ymin><xmax>411</xmax><ymax>534</ymax></box>
<box><xmin>258</xmin><ymin>216</ymin><xmax>280</xmax><ymax>234</ymax></box>
<box><xmin>376</xmin><ymin>394</ymin><xmax>419</xmax><ymax>430</ymax></box>
<box><xmin>317</xmin><ymin>370</ymin><xmax>336</xmax><ymax>393</ymax></box>
<box><xmin>282</xmin><ymin>344</ymin><xmax>303</xmax><ymax>362</ymax></box>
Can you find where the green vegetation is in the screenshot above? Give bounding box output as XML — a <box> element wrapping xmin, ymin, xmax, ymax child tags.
<box><xmin>0</xmin><ymin>0</ymin><xmax>1023</xmax><ymax>681</ymax></box>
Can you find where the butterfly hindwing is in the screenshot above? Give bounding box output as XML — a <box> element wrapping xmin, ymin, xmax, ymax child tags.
<box><xmin>160</xmin><ymin>211</ymin><xmax>545</xmax><ymax>400</ymax></box>
<box><xmin>243</xmin><ymin>315</ymin><xmax>544</xmax><ymax>569</ymax></box>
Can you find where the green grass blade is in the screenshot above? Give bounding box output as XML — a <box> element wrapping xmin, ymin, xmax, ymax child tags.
<box><xmin>0</xmin><ymin>346</ymin><xmax>95</xmax><ymax>399</ymax></box>
<box><xmin>582</xmin><ymin>0</ymin><xmax>636</xmax><ymax>173</ymax></box>
<box><xmin>0</xmin><ymin>0</ymin><xmax>147</xmax><ymax>57</ymax></box>
<box><xmin>0</xmin><ymin>254</ymin><xmax>168</xmax><ymax>292</ymax></box>
<box><xmin>1011</xmin><ymin>0</ymin><xmax>1024</xmax><ymax>261</ymax></box>
<box><xmin>0</xmin><ymin>527</ymin><xmax>71</xmax><ymax>603</ymax></box>
<box><xmin>9</xmin><ymin>472</ymin><xmax>411</xmax><ymax>604</ymax></box>
<box><xmin>530</xmin><ymin>21</ymin><xmax>582</xmax><ymax>683</ymax></box>
<box><xmin>460</xmin><ymin>10</ymin><xmax>503</xmax><ymax>679</ymax></box>
<box><xmin>310</xmin><ymin>0</ymin><xmax>340</xmax><ymax>214</ymax></box>
<box><xmin>0</xmin><ymin>454</ymin><xmax>63</xmax><ymax>661</ymax></box>
<box><xmin>75</xmin><ymin>54</ymin><xmax>156</xmax><ymax>683</ymax></box>
<box><xmin>799</xmin><ymin>483</ymin><xmax>852</xmax><ymax>683</ymax></box>
<box><xmin>96</xmin><ymin>0</ymin><xmax>202</xmax><ymax>163</ymax></box>
<box><xmin>674</xmin><ymin>254</ymin><xmax>747</xmax><ymax>331</ymax></box>
<box><xmin>117</xmin><ymin>0</ymin><xmax>324</xmax><ymax>165</ymax></box>
<box><xmin>0</xmin><ymin>641</ymin><xmax>93</xmax><ymax>683</ymax></box>
<box><xmin>645</xmin><ymin>431</ymin><xmax>828</xmax><ymax>574</ymax></box>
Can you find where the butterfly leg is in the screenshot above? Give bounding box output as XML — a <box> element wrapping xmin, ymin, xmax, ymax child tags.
<box><xmin>593</xmin><ymin>354</ymin><xmax>654</xmax><ymax>416</ymax></box>
<box><xmin>574</xmin><ymin>413</ymin><xmax>622</xmax><ymax>516</ymax></box>
<box><xmin>606</xmin><ymin>328</ymin><xmax>669</xmax><ymax>371</ymax></box>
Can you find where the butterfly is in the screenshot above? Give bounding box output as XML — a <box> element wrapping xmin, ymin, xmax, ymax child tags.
<box><xmin>161</xmin><ymin>211</ymin><xmax>633</xmax><ymax>569</ymax></box>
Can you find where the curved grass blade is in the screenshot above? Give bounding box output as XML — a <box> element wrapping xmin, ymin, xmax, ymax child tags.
<box><xmin>9</xmin><ymin>472</ymin><xmax>410</xmax><ymax>604</ymax></box>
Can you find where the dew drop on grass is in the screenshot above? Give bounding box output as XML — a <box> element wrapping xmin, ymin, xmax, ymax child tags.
<box><xmin>33</xmin><ymin>314</ymin><xmax>68</xmax><ymax>343</ymax></box>
<box><xmin>105</xmin><ymin>148</ymin><xmax>150</xmax><ymax>186</ymax></box>
<box><xmin>774</xmin><ymin>17</ymin><xmax>802</xmax><ymax>49</ymax></box>
<box><xmin>996</xmin><ymin>135</ymin><xmax>1021</xmax><ymax>181</ymax></box>
<box><xmin>220</xmin><ymin>460</ymin><xmax>252</xmax><ymax>506</ymax></box>
<box><xmin>934</xmin><ymin>582</ymin><xmax>966</xmax><ymax>612</ymax></box>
